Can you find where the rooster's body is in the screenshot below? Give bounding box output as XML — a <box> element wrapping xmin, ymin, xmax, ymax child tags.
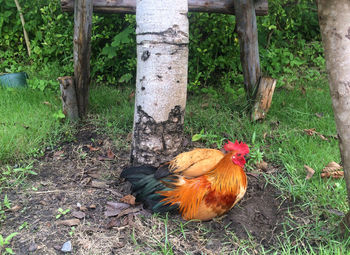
<box><xmin>121</xmin><ymin>140</ymin><xmax>249</xmax><ymax>221</ymax></box>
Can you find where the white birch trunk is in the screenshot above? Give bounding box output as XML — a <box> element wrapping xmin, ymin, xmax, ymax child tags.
<box><xmin>131</xmin><ymin>0</ymin><xmax>189</xmax><ymax>165</ymax></box>
<box><xmin>318</xmin><ymin>0</ymin><xmax>350</xmax><ymax>212</ymax></box>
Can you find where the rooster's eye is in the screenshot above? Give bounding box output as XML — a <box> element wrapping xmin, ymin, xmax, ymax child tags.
<box><xmin>237</xmin><ymin>153</ymin><xmax>242</xmax><ymax>157</ymax></box>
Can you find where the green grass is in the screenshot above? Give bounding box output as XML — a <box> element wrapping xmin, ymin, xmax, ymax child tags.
<box><xmin>0</xmin><ymin>87</ymin><xmax>69</xmax><ymax>164</ymax></box>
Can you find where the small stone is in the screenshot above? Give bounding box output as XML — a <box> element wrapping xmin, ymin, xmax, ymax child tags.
<box><xmin>61</xmin><ymin>241</ymin><xmax>72</xmax><ymax>253</ymax></box>
<box><xmin>28</xmin><ymin>243</ymin><xmax>38</xmax><ymax>252</ymax></box>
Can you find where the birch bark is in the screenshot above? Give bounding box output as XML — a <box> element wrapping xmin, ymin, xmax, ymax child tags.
<box><xmin>131</xmin><ymin>0</ymin><xmax>189</xmax><ymax>166</ymax></box>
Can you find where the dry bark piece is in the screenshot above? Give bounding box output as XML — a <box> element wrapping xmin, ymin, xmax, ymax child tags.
<box><xmin>58</xmin><ymin>76</ymin><xmax>79</xmax><ymax>120</ymax></box>
<box><xmin>251</xmin><ymin>77</ymin><xmax>276</xmax><ymax>121</ymax></box>
<box><xmin>120</xmin><ymin>194</ymin><xmax>136</xmax><ymax>205</ymax></box>
<box><xmin>57</xmin><ymin>218</ymin><xmax>80</xmax><ymax>226</ymax></box>
<box><xmin>322</xmin><ymin>162</ymin><xmax>342</xmax><ymax>173</ymax></box>
<box><xmin>304</xmin><ymin>165</ymin><xmax>315</xmax><ymax>180</ymax></box>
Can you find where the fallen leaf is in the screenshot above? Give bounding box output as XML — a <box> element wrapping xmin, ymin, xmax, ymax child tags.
<box><xmin>126</xmin><ymin>132</ymin><xmax>133</xmax><ymax>141</ymax></box>
<box><xmin>81</xmin><ymin>177</ymin><xmax>92</xmax><ymax>186</ymax></box>
<box><xmin>201</xmin><ymin>102</ymin><xmax>209</xmax><ymax>108</ymax></box>
<box><xmin>79</xmin><ymin>206</ymin><xmax>88</xmax><ymax>212</ymax></box>
<box><xmin>322</xmin><ymin>162</ymin><xmax>342</xmax><ymax>173</ymax></box>
<box><xmin>57</xmin><ymin>219</ymin><xmax>80</xmax><ymax>226</ymax></box>
<box><xmin>10</xmin><ymin>204</ymin><xmax>22</xmax><ymax>212</ymax></box>
<box><xmin>86</xmin><ymin>145</ymin><xmax>99</xmax><ymax>151</ymax></box>
<box><xmin>256</xmin><ymin>160</ymin><xmax>268</xmax><ymax>171</ymax></box>
<box><xmin>87</xmin><ymin>172</ymin><xmax>101</xmax><ymax>179</ymax></box>
<box><xmin>72</xmin><ymin>211</ymin><xmax>86</xmax><ymax>219</ymax></box>
<box><xmin>303</xmin><ymin>128</ymin><xmax>329</xmax><ymax>141</ymax></box>
<box><xmin>120</xmin><ymin>194</ymin><xmax>136</xmax><ymax>205</ymax></box>
<box><xmin>105</xmin><ymin>202</ymin><xmax>130</xmax><ymax>217</ymax></box>
<box><xmin>43</xmin><ymin>101</ymin><xmax>52</xmax><ymax>106</ymax></box>
<box><xmin>327</xmin><ymin>208</ymin><xmax>345</xmax><ymax>217</ymax></box>
<box><xmin>91</xmin><ymin>180</ymin><xmax>109</xmax><ymax>189</ymax></box>
<box><xmin>53</xmin><ymin>150</ymin><xmax>65</xmax><ymax>157</ymax></box>
<box><xmin>117</xmin><ymin>207</ymin><xmax>141</xmax><ymax>219</ymax></box>
<box><xmin>304</xmin><ymin>128</ymin><xmax>316</xmax><ymax>136</ymax></box>
<box><xmin>129</xmin><ymin>91</ymin><xmax>135</xmax><ymax>100</ymax></box>
<box><xmin>106</xmin><ymin>218</ymin><xmax>121</xmax><ymax>229</ymax></box>
<box><xmin>315</xmin><ymin>112</ymin><xmax>324</xmax><ymax>118</ymax></box>
<box><xmin>304</xmin><ymin>165</ymin><xmax>315</xmax><ymax>180</ymax></box>
<box><xmin>106</xmin><ymin>202</ymin><xmax>130</xmax><ymax>210</ymax></box>
<box><xmin>107</xmin><ymin>149</ymin><xmax>115</xmax><ymax>159</ymax></box>
<box><xmin>321</xmin><ymin>171</ymin><xmax>344</xmax><ymax>179</ymax></box>
<box><xmin>318</xmin><ymin>134</ymin><xmax>328</xmax><ymax>141</ymax></box>
<box><xmin>89</xmin><ymin>204</ymin><xmax>96</xmax><ymax>209</ymax></box>
<box><xmin>98</xmin><ymin>156</ymin><xmax>114</xmax><ymax>161</ymax></box>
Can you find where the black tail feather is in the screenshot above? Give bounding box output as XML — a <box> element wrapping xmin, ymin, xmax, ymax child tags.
<box><xmin>121</xmin><ymin>165</ymin><xmax>178</xmax><ymax>213</ymax></box>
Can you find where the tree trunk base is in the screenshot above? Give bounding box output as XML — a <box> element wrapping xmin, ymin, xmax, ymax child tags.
<box><xmin>251</xmin><ymin>77</ymin><xmax>276</xmax><ymax>121</ymax></box>
<box><xmin>131</xmin><ymin>105</ymin><xmax>184</xmax><ymax>166</ymax></box>
<box><xmin>340</xmin><ymin>211</ymin><xmax>350</xmax><ymax>237</ymax></box>
<box><xmin>58</xmin><ymin>76</ymin><xmax>79</xmax><ymax>121</ymax></box>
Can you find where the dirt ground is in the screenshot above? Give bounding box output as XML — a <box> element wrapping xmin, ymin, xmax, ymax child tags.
<box><xmin>1</xmin><ymin>123</ymin><xmax>309</xmax><ymax>254</ymax></box>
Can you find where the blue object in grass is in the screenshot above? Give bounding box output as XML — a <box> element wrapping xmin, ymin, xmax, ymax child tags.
<box><xmin>0</xmin><ymin>72</ymin><xmax>28</xmax><ymax>88</ymax></box>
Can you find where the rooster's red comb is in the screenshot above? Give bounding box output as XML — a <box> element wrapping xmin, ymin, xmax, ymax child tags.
<box><xmin>224</xmin><ymin>140</ymin><xmax>249</xmax><ymax>155</ymax></box>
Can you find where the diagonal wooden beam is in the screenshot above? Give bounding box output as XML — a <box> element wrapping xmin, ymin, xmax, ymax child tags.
<box><xmin>61</xmin><ymin>0</ymin><xmax>268</xmax><ymax>16</ymax></box>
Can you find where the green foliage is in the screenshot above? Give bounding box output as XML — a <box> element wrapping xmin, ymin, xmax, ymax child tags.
<box><xmin>0</xmin><ymin>0</ymin><xmax>323</xmax><ymax>95</ymax></box>
<box><xmin>56</xmin><ymin>208</ymin><xmax>70</xmax><ymax>219</ymax></box>
<box><xmin>0</xmin><ymin>232</ymin><xmax>18</xmax><ymax>255</ymax></box>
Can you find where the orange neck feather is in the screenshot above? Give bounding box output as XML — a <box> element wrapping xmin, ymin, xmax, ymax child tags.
<box><xmin>207</xmin><ymin>152</ymin><xmax>247</xmax><ymax>193</ymax></box>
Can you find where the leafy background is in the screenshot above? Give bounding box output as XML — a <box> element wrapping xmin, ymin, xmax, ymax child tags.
<box><xmin>0</xmin><ymin>0</ymin><xmax>323</xmax><ymax>95</ymax></box>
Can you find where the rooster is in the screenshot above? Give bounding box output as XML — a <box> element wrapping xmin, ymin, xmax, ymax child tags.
<box><xmin>121</xmin><ymin>140</ymin><xmax>249</xmax><ymax>221</ymax></box>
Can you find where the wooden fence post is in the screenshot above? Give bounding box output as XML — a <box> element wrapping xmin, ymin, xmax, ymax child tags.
<box><xmin>233</xmin><ymin>0</ymin><xmax>261</xmax><ymax>98</ymax></box>
<box><xmin>74</xmin><ymin>0</ymin><xmax>93</xmax><ymax>118</ymax></box>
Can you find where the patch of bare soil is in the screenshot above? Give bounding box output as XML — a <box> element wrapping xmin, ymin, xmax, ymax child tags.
<box><xmin>1</xmin><ymin>123</ymin><xmax>309</xmax><ymax>254</ymax></box>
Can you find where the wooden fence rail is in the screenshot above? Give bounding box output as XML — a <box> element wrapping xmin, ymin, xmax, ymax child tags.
<box><xmin>61</xmin><ymin>0</ymin><xmax>268</xmax><ymax>16</ymax></box>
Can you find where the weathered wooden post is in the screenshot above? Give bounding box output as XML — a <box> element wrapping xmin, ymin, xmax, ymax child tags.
<box><xmin>233</xmin><ymin>0</ymin><xmax>276</xmax><ymax>121</ymax></box>
<box><xmin>233</xmin><ymin>0</ymin><xmax>260</xmax><ymax>97</ymax></box>
<box><xmin>73</xmin><ymin>0</ymin><xmax>93</xmax><ymax>118</ymax></box>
